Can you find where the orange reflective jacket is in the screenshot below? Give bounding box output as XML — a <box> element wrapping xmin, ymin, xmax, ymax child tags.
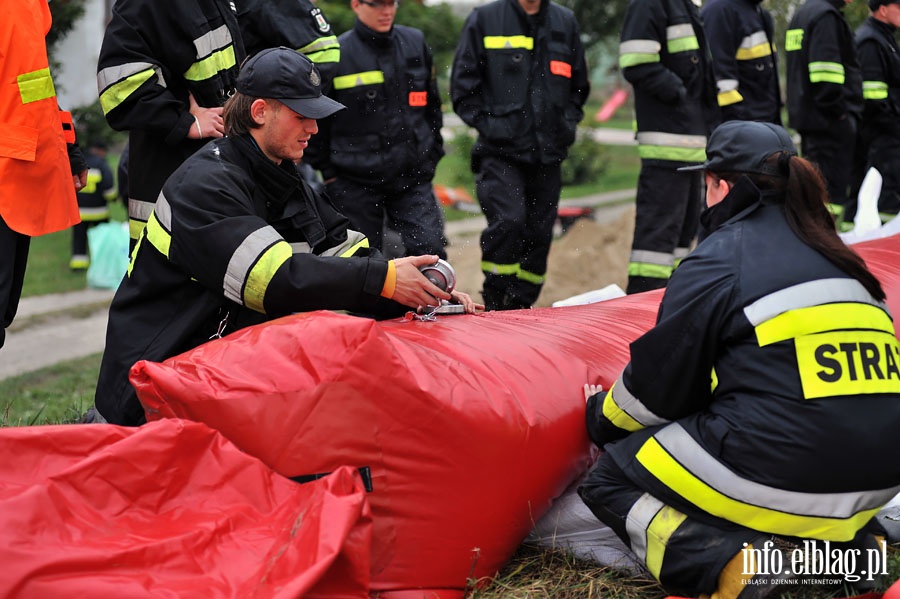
<box><xmin>0</xmin><ymin>0</ymin><xmax>79</xmax><ymax>236</ymax></box>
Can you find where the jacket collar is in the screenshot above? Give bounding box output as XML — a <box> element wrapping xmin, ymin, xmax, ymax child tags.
<box><xmin>868</xmin><ymin>14</ymin><xmax>898</xmax><ymax>36</ymax></box>
<box><xmin>353</xmin><ymin>18</ymin><xmax>393</xmax><ymax>48</ymax></box>
<box><xmin>699</xmin><ymin>175</ymin><xmax>784</xmax><ymax>235</ymax></box>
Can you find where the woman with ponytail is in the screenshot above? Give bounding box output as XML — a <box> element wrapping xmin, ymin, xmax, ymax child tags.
<box><xmin>578</xmin><ymin>121</ymin><xmax>900</xmax><ymax>598</ymax></box>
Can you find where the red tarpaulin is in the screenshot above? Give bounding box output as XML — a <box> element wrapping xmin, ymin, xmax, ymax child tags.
<box><xmin>0</xmin><ymin>419</ymin><xmax>372</xmax><ymax>598</ymax></box>
<box><xmin>128</xmin><ymin>234</ymin><xmax>900</xmax><ymax>597</ymax></box>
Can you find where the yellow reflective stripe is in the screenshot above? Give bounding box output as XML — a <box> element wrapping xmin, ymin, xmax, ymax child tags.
<box><xmin>645</xmin><ymin>505</ymin><xmax>688</xmax><ymax>579</ymax></box>
<box><xmin>718</xmin><ymin>89</ymin><xmax>744</xmax><ymax>107</ymax></box>
<box><xmin>620</xmin><ymin>53</ymin><xmax>660</xmax><ymax>68</ymax></box>
<box><xmin>482</xmin><ymin>261</ymin><xmax>520</xmax><ymax>276</ymax></box>
<box><xmin>244</xmin><ymin>241</ymin><xmax>292</xmax><ymax>313</ymax></box>
<box><xmin>637</xmin><ymin>145</ymin><xmax>707</xmax><ymax>162</ymax></box>
<box><xmin>333</xmin><ymin>71</ymin><xmax>385</xmax><ymax>90</ymax></box>
<box><xmin>628</xmin><ymin>262</ymin><xmax>673</xmax><ymax>279</ymax></box>
<box><xmin>305</xmin><ymin>47</ymin><xmax>341</xmax><ymax>65</ymax></box>
<box><xmin>79</xmin><ymin>206</ymin><xmax>110</xmax><ymax>221</ymax></box>
<box><xmin>636</xmin><ymin>435</ymin><xmax>881</xmax><ymax>541</ymax></box>
<box><xmin>17</xmin><ymin>68</ymin><xmax>56</xmax><ymax>104</ymax></box>
<box><xmin>129</xmin><ymin>218</ymin><xmax>147</xmax><ymax>241</ymax></box>
<box><xmin>298</xmin><ymin>36</ymin><xmax>340</xmax><ymax>64</ymax></box>
<box><xmin>754</xmin><ymin>302</ymin><xmax>893</xmax><ymax>346</ymax></box>
<box><xmin>484</xmin><ymin>35</ymin><xmax>534</xmax><ymax>50</ymax></box>
<box><xmin>517</xmin><ymin>267</ymin><xmax>545</xmax><ymax>285</ymax></box>
<box><xmin>145</xmin><ymin>212</ymin><xmax>172</xmax><ymax>259</ymax></box>
<box><xmin>339</xmin><ymin>237</ymin><xmax>369</xmax><ymax>258</ymax></box>
<box><xmin>184</xmin><ymin>45</ymin><xmax>237</xmax><ymax>82</ymax></box>
<box><xmin>99</xmin><ymin>68</ymin><xmax>155</xmax><ymax>115</ymax></box>
<box><xmin>620</xmin><ymin>40</ymin><xmax>661</xmax><ymax>68</ymax></box>
<box><xmin>82</xmin><ymin>169</ymin><xmax>103</xmax><ymax>194</ymax></box>
<box><xmin>736</xmin><ymin>43</ymin><xmax>772</xmax><ymax>60</ymax></box>
<box><xmin>796</xmin><ymin>330</ymin><xmax>900</xmax><ymax>398</ymax></box>
<box><xmin>602</xmin><ymin>382</ymin><xmax>646</xmax><ymax>432</ymax></box>
<box><xmin>667</xmin><ymin>36</ymin><xmax>699</xmax><ymax>54</ymax></box>
<box><xmin>863</xmin><ymin>80</ymin><xmax>889</xmax><ymax>100</ymax></box>
<box><xmin>809</xmin><ymin>61</ymin><xmax>845</xmax><ymax>84</ymax></box>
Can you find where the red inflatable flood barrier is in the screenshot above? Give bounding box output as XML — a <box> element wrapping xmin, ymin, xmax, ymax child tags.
<box><xmin>131</xmin><ymin>233</ymin><xmax>900</xmax><ymax>597</ymax></box>
<box><xmin>0</xmin><ymin>419</ymin><xmax>372</xmax><ymax>598</ymax></box>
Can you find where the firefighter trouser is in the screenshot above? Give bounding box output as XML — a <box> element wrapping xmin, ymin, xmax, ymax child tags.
<box><xmin>800</xmin><ymin>116</ymin><xmax>858</xmax><ymax>225</ymax></box>
<box><xmin>325</xmin><ymin>178</ymin><xmax>446</xmax><ymax>259</ymax></box>
<box><xmin>475</xmin><ymin>155</ymin><xmax>561</xmax><ymax>310</ymax></box>
<box><xmin>867</xmin><ymin>141</ymin><xmax>900</xmax><ymax>216</ymax></box>
<box><xmin>578</xmin><ymin>453</ymin><xmax>758</xmax><ymax>596</ymax></box>
<box><xmin>0</xmin><ymin>213</ymin><xmax>31</xmax><ymax>349</ymax></box>
<box><xmin>627</xmin><ymin>162</ymin><xmax>702</xmax><ymax>295</ymax></box>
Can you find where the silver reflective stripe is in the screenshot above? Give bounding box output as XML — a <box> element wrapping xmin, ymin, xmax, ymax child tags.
<box><xmin>743</xmin><ymin>278</ymin><xmax>887</xmax><ymax>326</ymax></box>
<box><xmin>290</xmin><ymin>242</ymin><xmax>313</xmax><ymax>254</ymax></box>
<box><xmin>655</xmin><ymin>424</ymin><xmax>900</xmax><ymax>518</ymax></box>
<box><xmin>716</xmin><ymin>78</ymin><xmax>739</xmax><ymax>93</ymax></box>
<box><xmin>97</xmin><ymin>62</ymin><xmax>166</xmax><ymax>93</ymax></box>
<box><xmin>619</xmin><ymin>40</ymin><xmax>661</xmax><ymax>55</ymax></box>
<box><xmin>629</xmin><ymin>249</ymin><xmax>673</xmax><ymax>267</ymax></box>
<box><xmin>128</xmin><ymin>198</ymin><xmax>156</xmax><ymax>223</ymax></box>
<box><xmin>154</xmin><ymin>193</ymin><xmax>172</xmax><ymax>230</ymax></box>
<box><xmin>224</xmin><ymin>226</ymin><xmax>282</xmax><ymax>304</ymax></box>
<box><xmin>666</xmin><ymin>24</ymin><xmax>695</xmax><ymax>41</ymax></box>
<box><xmin>673</xmin><ymin>247</ymin><xmax>691</xmax><ymax>260</ymax></box>
<box><xmin>625</xmin><ymin>493</ymin><xmax>665</xmax><ymax>564</ymax></box>
<box><xmin>611</xmin><ymin>373</ymin><xmax>671</xmax><ymax>427</ymax></box>
<box><xmin>635</xmin><ymin>131</ymin><xmax>707</xmax><ymax>148</ymax></box>
<box><xmin>739</xmin><ymin>31</ymin><xmax>769</xmax><ymax>49</ymax></box>
<box><xmin>321</xmin><ymin>230</ymin><xmax>367</xmax><ymax>257</ymax></box>
<box><xmin>193</xmin><ymin>25</ymin><xmax>233</xmax><ymax>57</ymax></box>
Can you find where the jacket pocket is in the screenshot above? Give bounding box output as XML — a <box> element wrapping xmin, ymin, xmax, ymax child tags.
<box><xmin>0</xmin><ymin>122</ymin><xmax>39</xmax><ymax>162</ymax></box>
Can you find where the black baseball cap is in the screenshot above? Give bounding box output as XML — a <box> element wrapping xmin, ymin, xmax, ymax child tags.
<box><xmin>678</xmin><ymin>120</ymin><xmax>796</xmax><ymax>176</ymax></box>
<box><xmin>236</xmin><ymin>47</ymin><xmax>345</xmax><ymax>119</ymax></box>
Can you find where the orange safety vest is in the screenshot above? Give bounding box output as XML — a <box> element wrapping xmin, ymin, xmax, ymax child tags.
<box><xmin>0</xmin><ymin>0</ymin><xmax>79</xmax><ymax>236</ymax></box>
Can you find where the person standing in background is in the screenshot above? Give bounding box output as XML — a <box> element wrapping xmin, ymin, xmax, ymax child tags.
<box><xmin>97</xmin><ymin>0</ymin><xmax>245</xmax><ymax>245</ymax></box>
<box><xmin>785</xmin><ymin>0</ymin><xmax>863</xmax><ymax>229</ymax></box>
<box><xmin>305</xmin><ymin>0</ymin><xmax>447</xmax><ymax>259</ymax></box>
<box><xmin>855</xmin><ymin>0</ymin><xmax>900</xmax><ymax>219</ymax></box>
<box><xmin>450</xmin><ymin>0</ymin><xmax>589</xmax><ymax>311</ymax></box>
<box><xmin>618</xmin><ymin>0</ymin><xmax>720</xmax><ymax>294</ymax></box>
<box><xmin>701</xmin><ymin>0</ymin><xmax>781</xmax><ymax>124</ymax></box>
<box><xmin>70</xmin><ymin>142</ymin><xmax>116</xmax><ymax>271</ymax></box>
<box><xmin>236</xmin><ymin>0</ymin><xmax>341</xmax><ymax>85</ymax></box>
<box><xmin>1</xmin><ymin>0</ymin><xmax>87</xmax><ymax>349</ymax></box>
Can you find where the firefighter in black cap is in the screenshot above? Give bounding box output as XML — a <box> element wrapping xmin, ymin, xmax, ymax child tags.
<box><xmin>93</xmin><ymin>48</ymin><xmax>480</xmax><ymax>427</ymax></box>
<box><xmin>580</xmin><ymin>120</ymin><xmax>900</xmax><ymax>597</ymax></box>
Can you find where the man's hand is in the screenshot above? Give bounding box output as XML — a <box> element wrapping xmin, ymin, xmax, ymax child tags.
<box><xmin>187</xmin><ymin>93</ymin><xmax>225</xmax><ymax>139</ymax></box>
<box><xmin>73</xmin><ymin>169</ymin><xmax>88</xmax><ymax>192</ymax></box>
<box><xmin>583</xmin><ymin>383</ymin><xmax>603</xmax><ymax>403</ymax></box>
<box><xmin>449</xmin><ymin>290</ymin><xmax>484</xmax><ymax>314</ymax></box>
<box><xmin>391</xmin><ymin>255</ymin><xmax>452</xmax><ymax>309</ymax></box>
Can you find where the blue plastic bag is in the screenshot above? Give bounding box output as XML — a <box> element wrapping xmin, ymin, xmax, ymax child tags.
<box><xmin>87</xmin><ymin>222</ymin><xmax>130</xmax><ymax>289</ymax></box>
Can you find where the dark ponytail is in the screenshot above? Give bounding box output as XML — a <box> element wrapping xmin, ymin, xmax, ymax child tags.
<box><xmin>776</xmin><ymin>154</ymin><xmax>886</xmax><ymax>301</ymax></box>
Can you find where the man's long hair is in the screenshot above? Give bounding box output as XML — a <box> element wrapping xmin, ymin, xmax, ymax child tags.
<box><xmin>223</xmin><ymin>92</ymin><xmax>261</xmax><ymax>137</ymax></box>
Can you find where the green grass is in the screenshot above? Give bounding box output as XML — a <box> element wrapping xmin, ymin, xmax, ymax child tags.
<box><xmin>0</xmin><ymin>353</ymin><xmax>101</xmax><ymax>426</ymax></box>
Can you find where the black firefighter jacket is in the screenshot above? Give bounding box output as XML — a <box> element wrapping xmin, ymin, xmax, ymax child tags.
<box><xmin>785</xmin><ymin>0</ymin><xmax>863</xmax><ymax>132</ymax></box>
<box><xmin>96</xmin><ymin>0</ymin><xmax>245</xmax><ymax>240</ymax></box>
<box><xmin>585</xmin><ymin>177</ymin><xmax>900</xmax><ymax>542</ymax></box>
<box><xmin>619</xmin><ymin>0</ymin><xmax>720</xmax><ymax>165</ymax></box>
<box><xmin>449</xmin><ymin>0</ymin><xmax>590</xmax><ymax>165</ymax></box>
<box><xmin>95</xmin><ymin>134</ymin><xmax>405</xmax><ymax>426</ymax></box>
<box><xmin>701</xmin><ymin>0</ymin><xmax>781</xmax><ymax>123</ymax></box>
<box><xmin>856</xmin><ymin>16</ymin><xmax>900</xmax><ymax>149</ymax></box>
<box><xmin>305</xmin><ymin>19</ymin><xmax>443</xmax><ymax>187</ymax></box>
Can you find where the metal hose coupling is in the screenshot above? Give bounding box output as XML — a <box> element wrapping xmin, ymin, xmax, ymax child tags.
<box><xmin>418</xmin><ymin>259</ymin><xmax>456</xmax><ymax>294</ymax></box>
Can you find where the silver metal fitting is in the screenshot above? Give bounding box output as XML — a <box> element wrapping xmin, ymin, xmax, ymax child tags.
<box><xmin>418</xmin><ymin>259</ymin><xmax>456</xmax><ymax>294</ymax></box>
